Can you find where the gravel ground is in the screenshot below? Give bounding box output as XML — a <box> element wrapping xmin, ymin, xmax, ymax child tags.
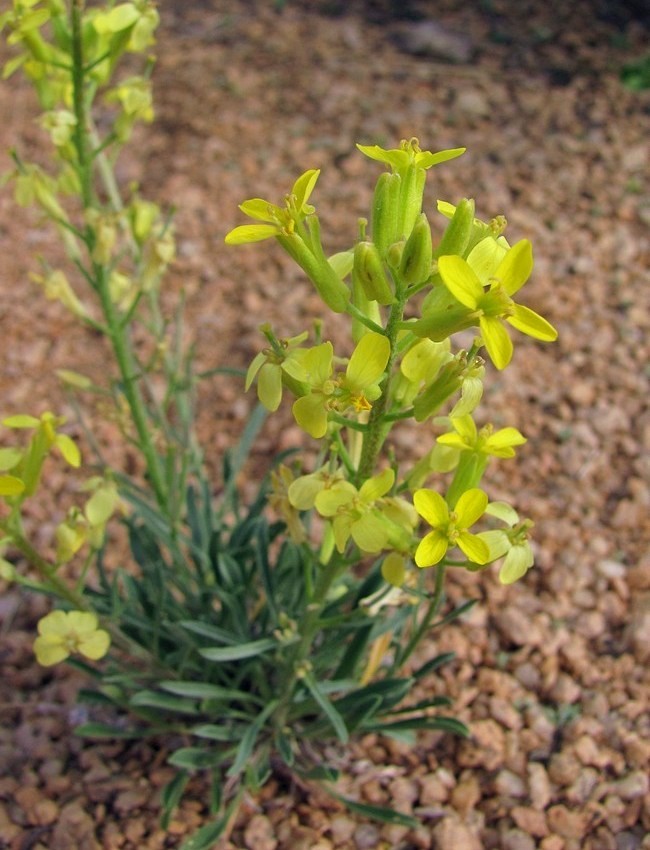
<box><xmin>0</xmin><ymin>1</ymin><xmax>649</xmax><ymax>848</ymax></box>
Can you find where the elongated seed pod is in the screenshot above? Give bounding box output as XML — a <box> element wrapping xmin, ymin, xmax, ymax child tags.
<box><xmin>353</xmin><ymin>241</ymin><xmax>395</xmax><ymax>306</ymax></box>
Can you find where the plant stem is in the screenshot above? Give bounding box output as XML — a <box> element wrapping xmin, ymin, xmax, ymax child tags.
<box><xmin>393</xmin><ymin>562</ymin><xmax>446</xmax><ymax>673</ymax></box>
<box><xmin>356</xmin><ymin>292</ymin><xmax>407</xmax><ymax>482</ymax></box>
<box><xmin>68</xmin><ymin>2</ymin><xmax>168</xmax><ymax>513</ymax></box>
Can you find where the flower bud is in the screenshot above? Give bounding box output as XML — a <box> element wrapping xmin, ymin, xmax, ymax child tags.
<box><xmin>371</xmin><ymin>171</ymin><xmax>401</xmax><ymax>257</ymax></box>
<box><xmin>353</xmin><ymin>241</ymin><xmax>395</xmax><ymax>305</ymax></box>
<box><xmin>398</xmin><ymin>164</ymin><xmax>426</xmax><ymax>240</ymax></box>
<box><xmin>413</xmin><ymin>358</ymin><xmax>464</xmax><ymax>422</ymax></box>
<box><xmin>433</xmin><ymin>197</ymin><xmax>475</xmax><ymax>259</ymax></box>
<box><xmin>400</xmin><ymin>212</ymin><xmax>433</xmax><ymax>285</ymax></box>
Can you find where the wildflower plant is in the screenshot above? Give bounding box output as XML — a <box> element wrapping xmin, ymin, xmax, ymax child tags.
<box><xmin>1</xmin><ymin>1</ymin><xmax>558</xmax><ymax>844</ymax></box>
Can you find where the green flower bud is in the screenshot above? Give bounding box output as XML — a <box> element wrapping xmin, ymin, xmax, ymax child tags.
<box><xmin>433</xmin><ymin>197</ymin><xmax>475</xmax><ymax>259</ymax></box>
<box><xmin>386</xmin><ymin>240</ymin><xmax>405</xmax><ymax>271</ymax></box>
<box><xmin>398</xmin><ymin>164</ymin><xmax>426</xmax><ymax>240</ymax></box>
<box><xmin>351</xmin><ymin>265</ymin><xmax>382</xmax><ymax>344</ymax></box>
<box><xmin>353</xmin><ymin>241</ymin><xmax>395</xmax><ymax>306</ymax></box>
<box><xmin>371</xmin><ymin>171</ymin><xmax>401</xmax><ymax>257</ymax></box>
<box><xmin>445</xmin><ymin>452</ymin><xmax>489</xmax><ymax>508</ymax></box>
<box><xmin>413</xmin><ymin>358</ymin><xmax>465</xmax><ymax>422</ymax></box>
<box><xmin>400</xmin><ymin>212</ymin><xmax>433</xmax><ymax>285</ymax></box>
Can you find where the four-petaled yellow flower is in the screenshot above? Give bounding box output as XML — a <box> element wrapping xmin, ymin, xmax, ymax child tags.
<box><xmin>479</xmin><ymin>502</ymin><xmax>535</xmax><ymax>585</ymax></box>
<box><xmin>438</xmin><ymin>239</ymin><xmax>558</xmax><ymax>370</ymax></box>
<box><xmin>315</xmin><ymin>468</ymin><xmax>415</xmax><ymax>554</ymax></box>
<box><xmin>33</xmin><ymin>610</ymin><xmax>110</xmax><ymax>667</ymax></box>
<box><xmin>357</xmin><ymin>138</ymin><xmax>465</xmax><ymax>173</ymax></box>
<box><xmin>414</xmin><ymin>487</ymin><xmax>490</xmax><ymax>567</ymax></box>
<box><xmin>437</xmin><ymin>415</ymin><xmax>526</xmax><ymax>459</ymax></box>
<box><xmin>292</xmin><ymin>332</ymin><xmax>390</xmax><ymax>438</ymax></box>
<box><xmin>224</xmin><ymin>169</ymin><xmax>320</xmax><ymax>245</ymax></box>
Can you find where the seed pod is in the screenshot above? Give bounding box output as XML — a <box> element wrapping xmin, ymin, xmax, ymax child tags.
<box><xmin>353</xmin><ymin>241</ymin><xmax>395</xmax><ymax>306</ymax></box>
<box><xmin>433</xmin><ymin>197</ymin><xmax>475</xmax><ymax>259</ymax></box>
<box><xmin>400</xmin><ymin>212</ymin><xmax>433</xmax><ymax>285</ymax></box>
<box><xmin>371</xmin><ymin>171</ymin><xmax>401</xmax><ymax>258</ymax></box>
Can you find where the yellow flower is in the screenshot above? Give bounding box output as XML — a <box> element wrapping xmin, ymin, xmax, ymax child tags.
<box><xmin>225</xmin><ymin>169</ymin><xmax>320</xmax><ymax>245</ymax></box>
<box><xmin>438</xmin><ymin>239</ymin><xmax>558</xmax><ymax>369</ymax></box>
<box><xmin>437</xmin><ymin>415</ymin><xmax>526</xmax><ymax>459</ymax></box>
<box><xmin>414</xmin><ymin>487</ymin><xmax>489</xmax><ymax>567</ymax></box>
<box><xmin>33</xmin><ymin>610</ymin><xmax>110</xmax><ymax>667</ymax></box>
<box><xmin>357</xmin><ymin>138</ymin><xmax>465</xmax><ymax>173</ymax></box>
<box><xmin>292</xmin><ymin>332</ymin><xmax>390</xmax><ymax>438</ymax></box>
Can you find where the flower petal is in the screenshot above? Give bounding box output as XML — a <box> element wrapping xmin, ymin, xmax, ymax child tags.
<box><xmin>55</xmin><ymin>433</ymin><xmax>81</xmax><ymax>468</ymax></box>
<box><xmin>238</xmin><ymin>198</ymin><xmax>279</xmax><ymax>222</ymax></box>
<box><xmin>37</xmin><ymin>610</ymin><xmax>69</xmax><ymax>636</ymax></box>
<box><xmin>477</xmin><ymin>529</ymin><xmax>510</xmax><ymax>560</ymax></box>
<box><xmin>499</xmin><ymin>543</ymin><xmax>534</xmax><ymax>584</ymax></box>
<box><xmin>453</xmin><ymin>487</ymin><xmax>488</xmax><ymax>527</ymax></box>
<box><xmin>467</xmin><ymin>237</ymin><xmax>508</xmax><ymax>285</ymax></box>
<box><xmin>359</xmin><ymin>467</ymin><xmax>394</xmax><ymax>503</ymax></box>
<box><xmin>415</xmin><ymin>530</ymin><xmax>448</xmax><ymax>567</ymax></box>
<box><xmin>79</xmin><ymin>629</ymin><xmax>111</xmax><ymax>660</ymax></box>
<box><xmin>245</xmin><ymin>351</ymin><xmax>266</xmax><ymax>391</ymax></box>
<box><xmin>479</xmin><ymin>316</ymin><xmax>513</xmax><ymax>370</ymax></box>
<box><xmin>288</xmin><ymin>472</ymin><xmax>323</xmax><ymax>510</ymax></box>
<box><xmin>333</xmin><ymin>514</ymin><xmax>354</xmax><ymax>552</ymax></box>
<box><xmin>485</xmin><ymin>501</ymin><xmax>520</xmax><ymax>526</ymax></box>
<box><xmin>457</xmin><ymin>531</ymin><xmax>490</xmax><ymax>564</ymax></box>
<box><xmin>351</xmin><ymin>512</ymin><xmax>388</xmax><ymax>553</ymax></box>
<box><xmin>416</xmin><ymin>147</ymin><xmax>466</xmax><ymax>169</ymax></box>
<box><xmin>486</xmin><ymin>427</ymin><xmax>526</xmax><ymax>457</ymax></box>
<box><xmin>382</xmin><ymin>552</ymin><xmax>406</xmax><ymax>587</ymax></box>
<box><xmin>302</xmin><ymin>342</ymin><xmax>333</xmax><ymax>386</ymax></box>
<box><xmin>292</xmin><ymin>169</ymin><xmax>320</xmax><ymax>210</ymax></box>
<box><xmin>495</xmin><ymin>239</ymin><xmax>533</xmax><ymax>296</ymax></box>
<box><xmin>33</xmin><ymin>636</ymin><xmax>69</xmax><ymax>666</ymax></box>
<box><xmin>346</xmin><ymin>332</ymin><xmax>390</xmax><ymax>392</ymax></box>
<box><xmin>257</xmin><ymin>362</ymin><xmax>283</xmax><ymax>412</ymax></box>
<box><xmin>315</xmin><ymin>483</ymin><xmax>357</xmax><ymax>516</ymax></box>
<box><xmin>507</xmin><ymin>304</ymin><xmax>558</xmax><ymax>342</ymax></box>
<box><xmin>224</xmin><ymin>224</ymin><xmax>279</xmax><ymax>245</ymax></box>
<box><xmin>438</xmin><ymin>256</ymin><xmax>483</xmax><ymax>309</ymax></box>
<box><xmin>414</xmin><ymin>488</ymin><xmax>448</xmax><ymax>527</ymax></box>
<box><xmin>0</xmin><ymin>474</ymin><xmax>25</xmax><ymax>496</ymax></box>
<box><xmin>292</xmin><ymin>394</ymin><xmax>328</xmax><ymax>439</ymax></box>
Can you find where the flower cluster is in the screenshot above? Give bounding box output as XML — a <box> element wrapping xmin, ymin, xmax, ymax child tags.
<box><xmin>229</xmin><ymin>139</ymin><xmax>555</xmax><ymax>591</ymax></box>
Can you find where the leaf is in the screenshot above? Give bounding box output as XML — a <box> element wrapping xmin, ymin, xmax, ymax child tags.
<box><xmin>191</xmin><ymin>724</ymin><xmax>244</xmax><ymax>742</ymax></box>
<box><xmin>160</xmin><ymin>681</ymin><xmax>262</xmax><ymax>704</ymax></box>
<box><xmin>73</xmin><ymin>722</ymin><xmax>151</xmax><ymax>740</ymax></box>
<box><xmin>226</xmin><ymin>700</ymin><xmax>278</xmax><ymax>778</ymax></box>
<box><xmin>411</xmin><ymin>651</ymin><xmax>457</xmax><ymax>680</ymax></box>
<box><xmin>179</xmin><ymin>620</ymin><xmax>239</xmax><ymax>644</ymax></box>
<box><xmin>432</xmin><ymin>599</ymin><xmax>477</xmax><ymax>629</ymax></box>
<box><xmin>130</xmin><ymin>690</ymin><xmax>200</xmax><ymax>715</ymax></box>
<box><xmin>328</xmin><ymin>793</ymin><xmax>419</xmax><ymax>829</ymax></box>
<box><xmin>199</xmin><ymin>638</ymin><xmax>277</xmax><ymax>662</ymax></box>
<box><xmin>160</xmin><ymin>771</ymin><xmax>189</xmax><ymax>829</ymax></box>
<box><xmin>168</xmin><ymin>747</ymin><xmax>226</xmax><ymax>770</ymax></box>
<box><xmin>302</xmin><ymin>673</ymin><xmax>348</xmax><ymax>744</ymax></box>
<box><xmin>219</xmin><ymin>403</ymin><xmax>267</xmax><ymax>513</ymax></box>
<box><xmin>365</xmin><ymin>715</ymin><xmax>469</xmax><ymax>737</ymax></box>
<box><xmin>179</xmin><ymin>811</ymin><xmax>232</xmax><ymax>850</ymax></box>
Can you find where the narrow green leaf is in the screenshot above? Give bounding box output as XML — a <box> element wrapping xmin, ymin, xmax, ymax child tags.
<box><xmin>365</xmin><ymin>715</ymin><xmax>469</xmax><ymax>737</ymax></box>
<box><xmin>168</xmin><ymin>747</ymin><xmax>225</xmax><ymax>770</ymax></box>
<box><xmin>302</xmin><ymin>673</ymin><xmax>348</xmax><ymax>744</ymax></box>
<box><xmin>412</xmin><ymin>651</ymin><xmax>456</xmax><ymax>680</ymax></box>
<box><xmin>160</xmin><ymin>771</ymin><xmax>189</xmax><ymax>829</ymax></box>
<box><xmin>226</xmin><ymin>700</ymin><xmax>278</xmax><ymax>779</ymax></box>
<box><xmin>432</xmin><ymin>599</ymin><xmax>477</xmax><ymax>629</ymax></box>
<box><xmin>199</xmin><ymin>638</ymin><xmax>277</xmax><ymax>662</ymax></box>
<box><xmin>191</xmin><ymin>724</ymin><xmax>245</xmax><ymax>742</ymax></box>
<box><xmin>73</xmin><ymin>722</ymin><xmax>151</xmax><ymax>739</ymax></box>
<box><xmin>179</xmin><ymin>620</ymin><xmax>239</xmax><ymax>644</ymax></box>
<box><xmin>130</xmin><ymin>690</ymin><xmax>199</xmax><ymax>715</ymax></box>
<box><xmin>328</xmin><ymin>793</ymin><xmax>419</xmax><ymax>828</ymax></box>
<box><xmin>159</xmin><ymin>681</ymin><xmax>262</xmax><ymax>704</ymax></box>
<box><xmin>179</xmin><ymin>814</ymin><xmax>230</xmax><ymax>850</ymax></box>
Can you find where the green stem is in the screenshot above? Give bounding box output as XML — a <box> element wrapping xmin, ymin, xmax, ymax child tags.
<box><xmin>393</xmin><ymin>561</ymin><xmax>446</xmax><ymax>673</ymax></box>
<box><xmin>273</xmin><ymin>552</ymin><xmax>347</xmax><ymax>734</ymax></box>
<box><xmin>356</xmin><ymin>292</ymin><xmax>407</xmax><ymax>482</ymax></box>
<box><xmin>67</xmin><ymin>4</ymin><xmax>169</xmax><ymax>512</ymax></box>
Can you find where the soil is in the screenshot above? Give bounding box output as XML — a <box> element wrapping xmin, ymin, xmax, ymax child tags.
<box><xmin>0</xmin><ymin>1</ymin><xmax>649</xmax><ymax>849</ymax></box>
